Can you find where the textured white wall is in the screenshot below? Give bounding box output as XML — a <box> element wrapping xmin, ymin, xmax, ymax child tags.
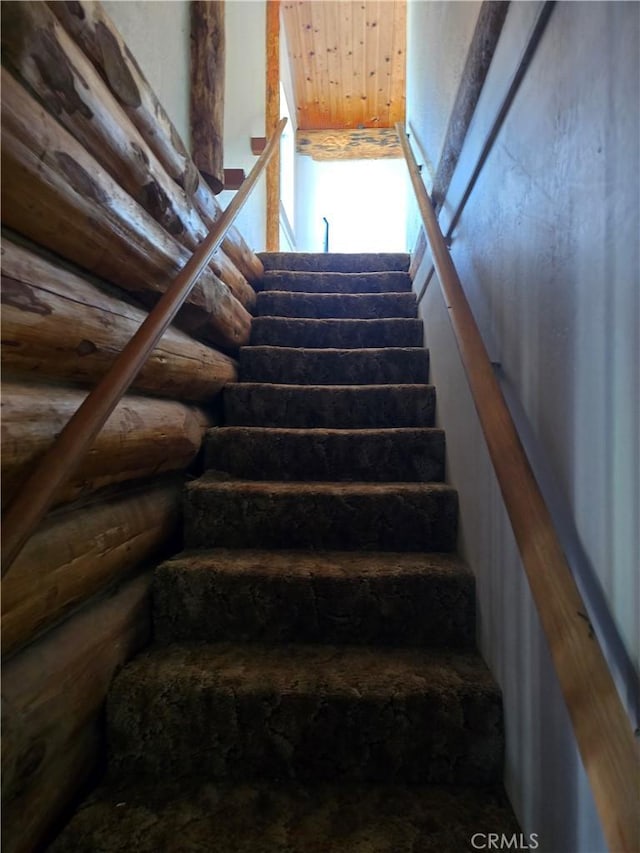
<box><xmin>405</xmin><ymin>0</ymin><xmax>480</xmax><ymax>247</ymax></box>
<box><xmin>410</xmin><ymin>1</ymin><xmax>638</xmax><ymax>850</ymax></box>
<box><xmin>103</xmin><ymin>0</ymin><xmax>191</xmax><ymax>146</ymax></box>
<box><xmin>406</xmin><ymin>0</ymin><xmax>481</xmax><ymax>172</ymax></box>
<box><xmin>218</xmin><ymin>0</ymin><xmax>266</xmax><ymax>251</ymax></box>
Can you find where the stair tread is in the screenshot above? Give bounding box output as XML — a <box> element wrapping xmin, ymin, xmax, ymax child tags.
<box><xmin>258</xmin><ymin>251</ymin><xmax>411</xmax><ymax>271</ymax></box>
<box><xmin>225</xmin><ymin>381</ymin><xmax>434</xmax><ymax>391</ymax></box>
<box><xmin>187</xmin><ymin>476</ymin><xmax>456</xmax><ymax>495</ymax></box>
<box><xmin>239</xmin><ymin>347</ymin><xmax>429</xmax><ymax>386</ymax></box>
<box><xmin>208</xmin><ymin>425</ymin><xmax>443</xmax><ymax>438</ymax></box>
<box><xmin>254</xmin><ymin>291</ymin><xmax>417</xmax><ymax>319</ymax></box>
<box><xmin>253</xmin><ymin>317</ymin><xmax>421</xmax><ymax>325</ymax></box>
<box><xmin>108</xmin><ymin>641</ymin><xmax>501</xmax><ymax>784</ymax></box>
<box><xmin>113</xmin><ymin>641</ymin><xmax>498</xmax><ymax>696</ymax></box>
<box><xmin>51</xmin><ymin>779</ymin><xmax>517</xmax><ymax>853</ymax></box>
<box><xmin>251</xmin><ymin>317</ymin><xmax>423</xmax><ymax>348</ymax></box>
<box><xmin>242</xmin><ymin>345</ymin><xmax>427</xmax><ymax>354</ymax></box>
<box><xmin>154</xmin><ymin>548</ymin><xmax>474</xmax><ymax>648</ymax></box>
<box><xmin>205</xmin><ymin>427</ymin><xmax>445</xmax><ymax>482</ymax></box>
<box><xmin>260</xmin><ymin>270</ymin><xmax>411</xmax><ymax>293</ymax></box>
<box><xmin>160</xmin><ymin>547</ymin><xmax>470</xmax><ymax>580</ymax></box>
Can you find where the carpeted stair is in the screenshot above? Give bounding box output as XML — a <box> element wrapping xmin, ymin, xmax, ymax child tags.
<box><xmin>52</xmin><ymin>252</ymin><xmax>518</xmax><ymax>851</ymax></box>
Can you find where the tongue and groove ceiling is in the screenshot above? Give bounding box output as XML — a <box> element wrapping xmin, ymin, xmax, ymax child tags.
<box><xmin>282</xmin><ymin>0</ymin><xmax>406</xmax><ymax>159</ymax></box>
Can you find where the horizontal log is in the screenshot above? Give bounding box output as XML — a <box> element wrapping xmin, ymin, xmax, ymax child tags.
<box><xmin>1</xmin><ymin>69</ymin><xmax>251</xmax><ymax>349</ymax></box>
<box><xmin>49</xmin><ymin>0</ymin><xmax>264</xmax><ymax>284</ymax></box>
<box><xmin>2</xmin><ymin>480</ymin><xmax>180</xmax><ymax>657</ymax></box>
<box><xmin>1</xmin><ymin>2</ymin><xmax>255</xmax><ymax>310</ymax></box>
<box><xmin>1</xmin><ymin>573</ymin><xmax>151</xmax><ymax>853</ymax></box>
<box><xmin>1</xmin><ymin>382</ymin><xmax>208</xmax><ymax>510</ymax></box>
<box><xmin>0</xmin><ymin>241</ymin><xmax>238</xmax><ymax>401</ymax></box>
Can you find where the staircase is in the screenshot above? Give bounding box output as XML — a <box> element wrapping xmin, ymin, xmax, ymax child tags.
<box><xmin>53</xmin><ymin>253</ymin><xmax>518</xmax><ymax>851</ymax></box>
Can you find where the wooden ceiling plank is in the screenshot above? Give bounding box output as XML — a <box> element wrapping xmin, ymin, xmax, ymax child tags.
<box><xmin>325</xmin><ymin>2</ymin><xmax>342</xmax><ymax>128</ymax></box>
<box><xmin>377</xmin><ymin>0</ymin><xmax>386</xmax><ymax>125</ymax></box>
<box><xmin>309</xmin><ymin>1</ymin><xmax>329</xmax><ymax>127</ymax></box>
<box><xmin>355</xmin><ymin>1</ymin><xmax>367</xmax><ymax>128</ymax></box>
<box><xmin>390</xmin><ymin>0</ymin><xmax>407</xmax><ymax>125</ymax></box>
<box><xmin>298</xmin><ymin>1</ymin><xmax>318</xmax><ymax>127</ymax></box>
<box><xmin>379</xmin><ymin>1</ymin><xmax>395</xmax><ymax>127</ymax></box>
<box><xmin>281</xmin><ymin>0</ymin><xmax>406</xmax><ymax>132</ymax></box>
<box><xmin>286</xmin><ymin>0</ymin><xmax>311</xmax><ymax>130</ymax></box>
<box><xmin>340</xmin><ymin>1</ymin><xmax>355</xmax><ymax>128</ymax></box>
<box><xmin>364</xmin><ymin>0</ymin><xmax>379</xmax><ymax>127</ymax></box>
<box><xmin>281</xmin><ymin>4</ymin><xmax>303</xmax><ymax>126</ymax></box>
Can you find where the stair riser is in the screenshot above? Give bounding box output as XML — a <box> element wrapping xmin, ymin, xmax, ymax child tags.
<box><xmin>49</xmin><ymin>780</ymin><xmax>520</xmax><ymax>853</ymax></box>
<box><xmin>254</xmin><ymin>293</ymin><xmax>417</xmax><ymax>319</ymax></box>
<box><xmin>108</xmin><ymin>684</ymin><xmax>502</xmax><ymax>786</ymax></box>
<box><xmin>258</xmin><ymin>252</ymin><xmax>411</xmax><ymax>272</ymax></box>
<box><xmin>251</xmin><ymin>318</ymin><xmax>423</xmax><ymax>348</ymax></box>
<box><xmin>184</xmin><ymin>487</ymin><xmax>458</xmax><ymax>552</ymax></box>
<box><xmin>223</xmin><ymin>385</ymin><xmax>436</xmax><ymax>428</ymax></box>
<box><xmin>205</xmin><ymin>429</ymin><xmax>445</xmax><ymax>482</ymax></box>
<box><xmin>239</xmin><ymin>348</ymin><xmax>429</xmax><ymax>385</ymax></box>
<box><xmin>260</xmin><ymin>271</ymin><xmax>411</xmax><ymax>294</ymax></box>
<box><xmin>154</xmin><ymin>568</ymin><xmax>475</xmax><ymax>648</ymax></box>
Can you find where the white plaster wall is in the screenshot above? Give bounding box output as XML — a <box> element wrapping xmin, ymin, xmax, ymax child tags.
<box><xmin>217</xmin><ymin>0</ymin><xmax>266</xmax><ymax>251</ymax></box>
<box><xmin>294</xmin><ymin>152</ymin><xmax>319</xmax><ymax>250</ymax></box>
<box><xmin>406</xmin><ymin>0</ymin><xmax>481</xmax><ymax>171</ymax></box>
<box><xmin>103</xmin><ymin>0</ymin><xmax>191</xmax><ymax>146</ymax></box>
<box><xmin>410</xmin><ymin>2</ymin><xmax>639</xmax><ymax>850</ymax></box>
<box><xmin>405</xmin><ymin>0</ymin><xmax>480</xmax><ymax>247</ymax></box>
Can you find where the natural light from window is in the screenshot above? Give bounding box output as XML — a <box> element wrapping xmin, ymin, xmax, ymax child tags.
<box><xmin>295</xmin><ymin>158</ymin><xmax>409</xmax><ymax>253</ymax></box>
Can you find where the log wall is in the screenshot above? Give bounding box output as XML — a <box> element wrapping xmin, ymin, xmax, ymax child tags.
<box><xmin>1</xmin><ymin>3</ymin><xmax>261</xmax><ymax>849</ymax></box>
<box><xmin>2</xmin><ymin>575</ymin><xmax>152</xmax><ymax>853</ymax></box>
<box><xmin>49</xmin><ymin>0</ymin><xmax>264</xmax><ymax>285</ymax></box>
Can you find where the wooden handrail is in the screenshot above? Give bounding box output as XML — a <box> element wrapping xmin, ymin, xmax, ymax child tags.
<box><xmin>1</xmin><ymin>118</ymin><xmax>287</xmax><ymax>576</ymax></box>
<box><xmin>396</xmin><ymin>123</ymin><xmax>639</xmax><ymax>853</ymax></box>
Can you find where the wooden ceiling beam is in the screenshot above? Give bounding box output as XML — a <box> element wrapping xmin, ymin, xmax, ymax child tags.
<box><xmin>266</xmin><ymin>0</ymin><xmax>280</xmax><ymax>252</ymax></box>
<box><xmin>190</xmin><ymin>0</ymin><xmax>225</xmax><ymax>194</ymax></box>
<box><xmin>296</xmin><ymin>127</ymin><xmax>402</xmax><ymax>161</ymax></box>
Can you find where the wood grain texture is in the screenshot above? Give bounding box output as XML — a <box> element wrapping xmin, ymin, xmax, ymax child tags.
<box><xmin>296</xmin><ymin>128</ymin><xmax>402</xmax><ymax>160</ymax></box>
<box><xmin>397</xmin><ymin>124</ymin><xmax>640</xmax><ymax>853</ymax></box>
<box><xmin>0</xmin><ymin>241</ymin><xmax>238</xmax><ymax>402</ymax></box>
<box><xmin>49</xmin><ymin>0</ymin><xmax>264</xmax><ymax>285</ymax></box>
<box><xmin>266</xmin><ymin>0</ymin><xmax>281</xmax><ymax>252</ymax></box>
<box><xmin>1</xmin><ymin>481</ymin><xmax>180</xmax><ymax>657</ymax></box>
<box><xmin>1</xmin><ymin>71</ymin><xmax>251</xmax><ymax>350</ymax></box>
<box><xmin>282</xmin><ymin>0</ymin><xmax>406</xmax><ymax>130</ymax></box>
<box><xmin>1</xmin><ymin>383</ymin><xmax>208</xmax><ymax>510</ymax></box>
<box><xmin>1</xmin><ymin>574</ymin><xmax>152</xmax><ymax>853</ymax></box>
<box><xmin>1</xmin><ymin>1</ymin><xmax>253</xmax><ymax>310</ymax></box>
<box><xmin>190</xmin><ymin>0</ymin><xmax>225</xmax><ymax>194</ymax></box>
<box><xmin>0</xmin><ymin>117</ymin><xmax>286</xmax><ymax>576</ymax></box>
